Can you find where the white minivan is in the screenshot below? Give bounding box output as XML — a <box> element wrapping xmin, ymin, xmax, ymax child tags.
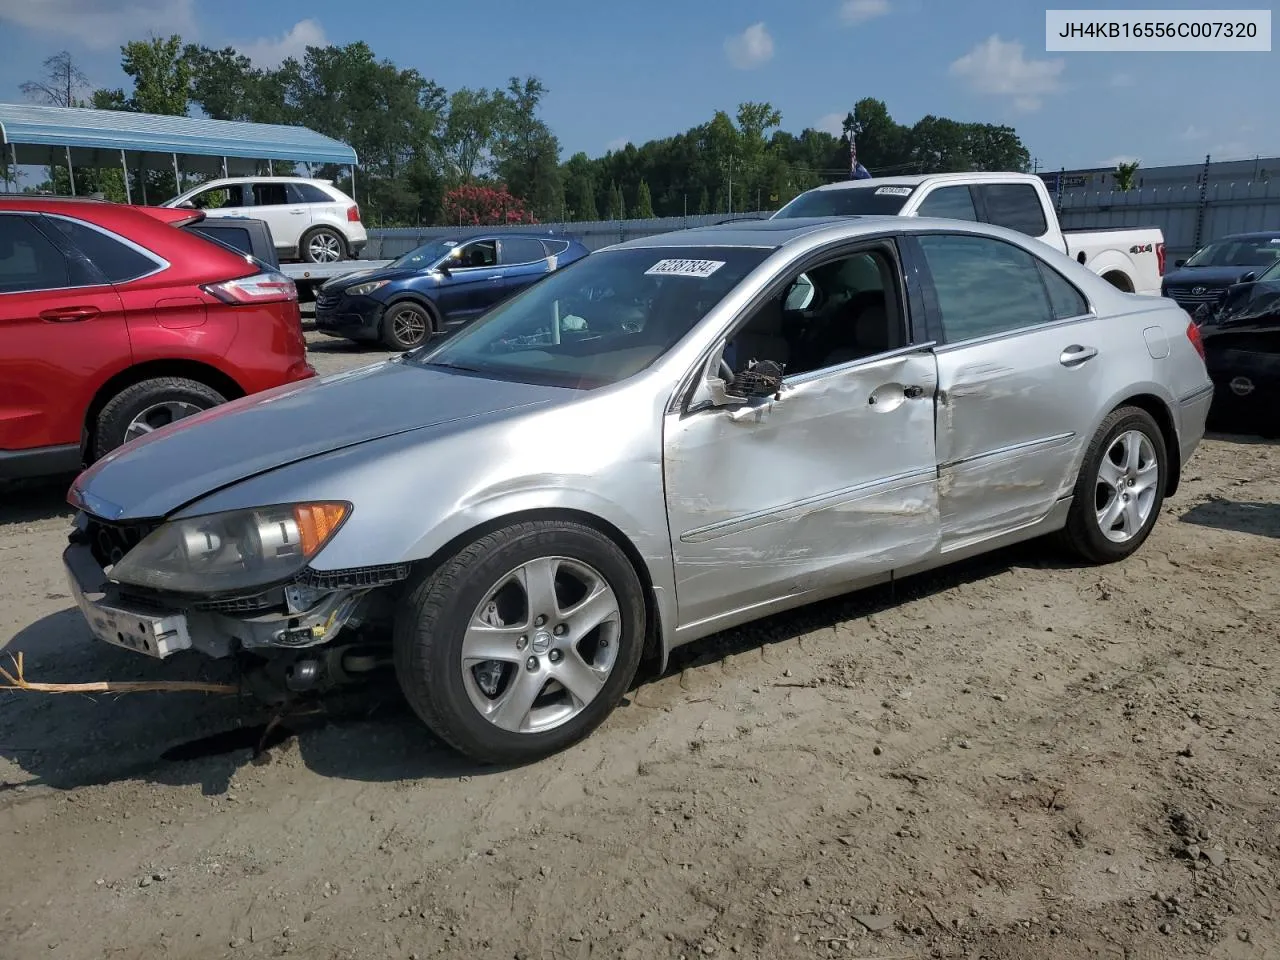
<box><xmin>163</xmin><ymin>176</ymin><xmax>368</xmax><ymax>263</ymax></box>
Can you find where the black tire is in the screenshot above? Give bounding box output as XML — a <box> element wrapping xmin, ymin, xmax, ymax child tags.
<box><xmin>393</xmin><ymin>520</ymin><xmax>647</xmax><ymax>765</ymax></box>
<box><xmin>93</xmin><ymin>377</ymin><xmax>227</xmax><ymax>461</ymax></box>
<box><xmin>1057</xmin><ymin>405</ymin><xmax>1168</xmax><ymax>564</ymax></box>
<box><xmin>380</xmin><ymin>300</ymin><xmax>434</xmax><ymax>351</ymax></box>
<box><xmin>300</xmin><ymin>226</ymin><xmax>348</xmax><ymax>264</ymax></box>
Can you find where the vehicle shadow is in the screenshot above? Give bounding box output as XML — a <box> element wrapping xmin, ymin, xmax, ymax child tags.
<box><xmin>0</xmin><ymin>540</ymin><xmax>1067</xmax><ymax>797</ymax></box>
<box><xmin>1180</xmin><ymin>499</ymin><xmax>1280</xmax><ymax>540</ymax></box>
<box><xmin>0</xmin><ymin>477</ymin><xmax>76</xmax><ymax>525</ymax></box>
<box><xmin>1203</xmin><ymin>429</ymin><xmax>1278</xmax><ymax>446</ymax></box>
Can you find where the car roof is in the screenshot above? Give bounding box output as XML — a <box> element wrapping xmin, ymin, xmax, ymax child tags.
<box><xmin>802</xmin><ymin>171</ymin><xmax>1040</xmax><ymax>194</ymax></box>
<box><xmin>193</xmin><ymin>176</ymin><xmax>335</xmax><ymax>186</ymax></box>
<box><xmin>606</xmin><ymin>215</ymin><xmax>933</xmax><ymax>251</ymax></box>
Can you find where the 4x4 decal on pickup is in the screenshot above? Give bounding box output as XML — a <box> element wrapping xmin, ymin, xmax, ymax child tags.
<box><xmin>1130</xmin><ymin>242</ymin><xmax>1154</xmax><ymax>254</ymax></box>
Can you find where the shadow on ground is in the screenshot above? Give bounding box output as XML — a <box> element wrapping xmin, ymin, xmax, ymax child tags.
<box><xmin>0</xmin><ymin>537</ymin><xmax>1070</xmax><ymax>799</ymax></box>
<box><xmin>1180</xmin><ymin>499</ymin><xmax>1280</xmax><ymax>540</ymax></box>
<box><xmin>0</xmin><ymin>477</ymin><xmax>76</xmax><ymax>525</ymax></box>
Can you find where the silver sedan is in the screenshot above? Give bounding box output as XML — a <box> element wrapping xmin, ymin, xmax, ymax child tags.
<box><xmin>63</xmin><ymin>215</ymin><xmax>1215</xmax><ymax>764</ymax></box>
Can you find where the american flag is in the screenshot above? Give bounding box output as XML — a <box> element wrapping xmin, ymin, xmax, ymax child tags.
<box><xmin>848</xmin><ymin>117</ymin><xmax>872</xmax><ymax>180</ymax></box>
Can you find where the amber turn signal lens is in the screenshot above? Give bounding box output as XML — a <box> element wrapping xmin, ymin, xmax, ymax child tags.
<box><xmin>293</xmin><ymin>502</ymin><xmax>350</xmax><ymax>556</ymax></box>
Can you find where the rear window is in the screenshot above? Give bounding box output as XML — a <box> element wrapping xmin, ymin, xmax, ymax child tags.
<box><xmin>291</xmin><ymin>183</ymin><xmax>334</xmax><ymax>203</ymax></box>
<box><xmin>42</xmin><ymin>215</ymin><xmax>161</xmax><ymax>283</ymax></box>
<box><xmin>773</xmin><ymin>185</ymin><xmax>917</xmax><ymax>219</ymax></box>
<box><xmin>977</xmin><ymin>183</ymin><xmax>1048</xmax><ymax>237</ymax></box>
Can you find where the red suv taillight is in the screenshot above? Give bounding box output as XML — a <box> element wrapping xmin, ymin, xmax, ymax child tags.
<box><xmin>347</xmin><ymin>205</ymin><xmax>361</xmax><ymax>223</ymax></box>
<box><xmin>1185</xmin><ymin>317</ymin><xmax>1205</xmax><ymax>360</ymax></box>
<box><xmin>203</xmin><ymin>270</ymin><xmax>298</xmax><ymax>305</ymax></box>
<box><xmin>1156</xmin><ymin>241</ymin><xmax>1166</xmax><ymax>276</ymax></box>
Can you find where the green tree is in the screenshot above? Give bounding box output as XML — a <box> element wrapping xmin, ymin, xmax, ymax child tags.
<box><xmin>122</xmin><ymin>36</ymin><xmax>190</xmax><ymax>115</ymax></box>
<box><xmin>1114</xmin><ymin>160</ymin><xmax>1140</xmax><ymax>191</ymax></box>
<box><xmin>440</xmin><ymin>87</ymin><xmax>504</xmax><ymax>182</ymax></box>
<box><xmin>493</xmin><ymin>76</ymin><xmax>563</xmax><ymax>220</ymax></box>
<box><xmin>633</xmin><ymin>179</ymin><xmax>655</xmax><ymax>218</ymax></box>
<box><xmin>606</xmin><ymin>180</ymin><xmax>625</xmax><ymax>220</ymax></box>
<box><xmin>696</xmin><ymin>186</ymin><xmax>710</xmax><ymax>215</ymax></box>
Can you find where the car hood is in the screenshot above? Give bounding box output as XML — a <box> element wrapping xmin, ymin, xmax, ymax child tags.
<box><xmin>70</xmin><ymin>361</ymin><xmax>571</xmax><ymax>521</ymax></box>
<box><xmin>321</xmin><ymin>267</ymin><xmax>424</xmax><ymax>293</ymax></box>
<box><xmin>1163</xmin><ymin>265</ymin><xmax>1262</xmax><ymax>288</ymax></box>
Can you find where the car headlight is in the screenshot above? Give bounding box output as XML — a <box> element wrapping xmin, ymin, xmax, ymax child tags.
<box><xmin>347</xmin><ymin>279</ymin><xmax>389</xmax><ymax>297</ymax></box>
<box><xmin>109</xmin><ymin>502</ymin><xmax>351</xmax><ymax>595</ymax></box>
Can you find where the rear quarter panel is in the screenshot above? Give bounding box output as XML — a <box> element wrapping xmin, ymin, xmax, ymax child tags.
<box><xmin>1065</xmin><ymin>230</ymin><xmax>1165</xmax><ymax>296</ymax></box>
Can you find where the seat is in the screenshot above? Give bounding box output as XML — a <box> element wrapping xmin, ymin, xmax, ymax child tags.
<box><xmin>725</xmin><ymin>296</ymin><xmax>791</xmax><ymax>371</ymax></box>
<box><xmin>819</xmin><ymin>297</ymin><xmax>894</xmax><ymax>368</ymax></box>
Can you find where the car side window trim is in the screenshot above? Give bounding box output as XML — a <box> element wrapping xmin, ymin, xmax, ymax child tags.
<box><xmin>902</xmin><ymin>230</ymin><xmax>1096</xmax><ymax>350</ymax></box>
<box><xmin>38</xmin><ymin>212</ymin><xmax>170</xmax><ymax>285</ymax></box>
<box><xmin>1033</xmin><ymin>258</ymin><xmax>1096</xmax><ymax>321</ymax></box>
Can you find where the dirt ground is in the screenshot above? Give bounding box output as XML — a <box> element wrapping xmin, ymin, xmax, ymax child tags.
<box><xmin>1</xmin><ymin>327</ymin><xmax>1278</xmax><ymax>960</ymax></box>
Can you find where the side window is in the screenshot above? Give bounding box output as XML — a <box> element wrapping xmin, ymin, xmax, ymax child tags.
<box><xmin>977</xmin><ymin>183</ymin><xmax>1049</xmax><ymax>237</ymax></box>
<box><xmin>543</xmin><ymin>239</ymin><xmax>572</xmax><ymax>256</ymax></box>
<box><xmin>915</xmin><ymin>186</ymin><xmax>977</xmax><ymax>221</ymax></box>
<box><xmin>190</xmin><ymin>185</ymin><xmax>239</xmax><ymax>209</ymax></box>
<box><xmin>41</xmin><ymin>216</ymin><xmax>161</xmax><ymax>284</ymax></box>
<box><xmin>452</xmin><ymin>240</ymin><xmax>498</xmax><ymax>269</ymax></box>
<box><xmin>1038</xmin><ymin>261</ymin><xmax>1090</xmax><ymax>319</ymax></box>
<box><xmin>918</xmin><ymin>233</ymin><xmax>1053</xmax><ymax>342</ymax></box>
<box><xmin>289</xmin><ymin>183</ymin><xmax>333</xmax><ymax>204</ymax></box>
<box><xmin>500</xmin><ymin>238</ymin><xmax>548</xmax><ymax>265</ymax></box>
<box><xmin>188</xmin><ymin>224</ymin><xmax>254</xmax><ymax>257</ymax></box>
<box><xmin>726</xmin><ymin>247</ymin><xmax>905</xmax><ymax>377</ymax></box>
<box><xmin>252</xmin><ymin>182</ymin><xmax>290</xmax><ymax>206</ymax></box>
<box><xmin>0</xmin><ymin>215</ymin><xmax>72</xmax><ymax>294</ymax></box>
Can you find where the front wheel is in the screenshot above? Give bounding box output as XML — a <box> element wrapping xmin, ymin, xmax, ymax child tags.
<box><xmin>380</xmin><ymin>301</ymin><xmax>433</xmax><ymax>351</ymax></box>
<box><xmin>1057</xmin><ymin>405</ymin><xmax>1168</xmax><ymax>564</ymax></box>
<box><xmin>392</xmin><ymin>520</ymin><xmax>647</xmax><ymax>764</ymax></box>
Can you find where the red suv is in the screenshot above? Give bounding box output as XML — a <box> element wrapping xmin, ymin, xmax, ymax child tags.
<box><xmin>0</xmin><ymin>198</ymin><xmax>314</xmax><ymax>482</ymax></box>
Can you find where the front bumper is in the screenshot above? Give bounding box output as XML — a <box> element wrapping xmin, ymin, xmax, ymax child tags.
<box><xmin>63</xmin><ymin>541</ymin><xmax>371</xmax><ymax>660</ymax></box>
<box><xmin>314</xmin><ymin>294</ymin><xmax>384</xmax><ymax>341</ymax></box>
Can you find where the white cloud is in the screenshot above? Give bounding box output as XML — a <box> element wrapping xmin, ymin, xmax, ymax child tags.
<box><xmin>237</xmin><ymin>19</ymin><xmax>326</xmax><ymax>68</ymax></box>
<box><xmin>816</xmin><ymin>113</ymin><xmax>846</xmax><ymax>136</ymax></box>
<box><xmin>840</xmin><ymin>0</ymin><xmax>890</xmax><ymax>24</ymax></box>
<box><xmin>0</xmin><ymin>0</ymin><xmax>197</xmax><ymax>49</ymax></box>
<box><xmin>948</xmin><ymin>35</ymin><xmax>1064</xmax><ymax>112</ymax></box>
<box><xmin>1181</xmin><ymin>124</ymin><xmax>1206</xmax><ymax>140</ymax></box>
<box><xmin>724</xmin><ymin>22</ymin><xmax>774</xmax><ymax>70</ymax></box>
<box><xmin>605</xmin><ymin>137</ymin><xmax>630</xmax><ymax>152</ymax></box>
<box><xmin>1110</xmin><ymin>72</ymin><xmax>1134</xmax><ymax>87</ymax></box>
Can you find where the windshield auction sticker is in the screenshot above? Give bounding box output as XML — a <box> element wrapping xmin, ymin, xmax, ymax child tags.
<box><xmin>1045</xmin><ymin>9</ymin><xmax>1271</xmax><ymax>51</ymax></box>
<box><xmin>645</xmin><ymin>259</ymin><xmax>726</xmax><ymax>278</ymax></box>
<box><xmin>875</xmin><ymin>186</ymin><xmax>914</xmax><ymax>196</ymax></box>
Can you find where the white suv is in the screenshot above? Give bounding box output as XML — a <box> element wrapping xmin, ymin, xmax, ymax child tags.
<box><xmin>163</xmin><ymin>177</ymin><xmax>368</xmax><ymax>263</ymax></box>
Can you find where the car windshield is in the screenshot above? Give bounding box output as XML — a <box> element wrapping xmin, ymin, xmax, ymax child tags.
<box><xmin>1184</xmin><ymin>236</ymin><xmax>1280</xmax><ymax>268</ymax></box>
<box><xmin>773</xmin><ymin>184</ymin><xmax>916</xmax><ymax>219</ymax></box>
<box><xmin>390</xmin><ymin>239</ymin><xmax>462</xmax><ymax>270</ymax></box>
<box><xmin>1258</xmin><ymin>258</ymin><xmax>1280</xmax><ymax>282</ymax></box>
<box><xmin>406</xmin><ymin>246</ymin><xmax>771</xmax><ymax>389</ymax></box>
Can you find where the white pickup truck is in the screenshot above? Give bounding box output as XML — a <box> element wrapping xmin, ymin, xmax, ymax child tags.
<box><xmin>772</xmin><ymin>171</ymin><xmax>1166</xmax><ymax>297</ymax></box>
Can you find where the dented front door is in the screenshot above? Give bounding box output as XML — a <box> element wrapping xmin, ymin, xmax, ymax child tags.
<box><xmin>662</xmin><ymin>350</ymin><xmax>942</xmax><ymax>630</ymax></box>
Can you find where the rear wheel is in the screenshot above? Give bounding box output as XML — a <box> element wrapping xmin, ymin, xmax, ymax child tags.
<box><xmin>392</xmin><ymin>520</ymin><xmax>646</xmax><ymax>765</ymax></box>
<box><xmin>381</xmin><ymin>301</ymin><xmax>433</xmax><ymax>351</ymax></box>
<box><xmin>1057</xmin><ymin>405</ymin><xmax>1167</xmax><ymax>563</ymax></box>
<box><xmin>301</xmin><ymin>227</ymin><xmax>347</xmax><ymax>264</ymax></box>
<box><xmin>93</xmin><ymin>377</ymin><xmax>227</xmax><ymax>460</ymax></box>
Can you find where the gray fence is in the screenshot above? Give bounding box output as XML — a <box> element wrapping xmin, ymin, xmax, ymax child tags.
<box><xmin>1058</xmin><ymin>179</ymin><xmax>1280</xmax><ymax>263</ymax></box>
<box><xmin>364</xmin><ymin>212</ymin><xmax>773</xmax><ymax>259</ymax></box>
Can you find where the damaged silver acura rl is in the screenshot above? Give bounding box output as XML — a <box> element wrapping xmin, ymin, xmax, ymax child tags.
<box><xmin>63</xmin><ymin>215</ymin><xmax>1215</xmax><ymax>764</ymax></box>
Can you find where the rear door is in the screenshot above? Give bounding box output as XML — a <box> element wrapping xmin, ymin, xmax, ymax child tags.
<box><xmin>902</xmin><ymin>229</ymin><xmax>1101</xmax><ymax>551</ymax></box>
<box><xmin>247</xmin><ymin>181</ymin><xmax>308</xmax><ymax>252</ymax></box>
<box><xmin>496</xmin><ymin>237</ymin><xmax>553</xmax><ymax>301</ymax></box>
<box><xmin>0</xmin><ymin>212</ymin><xmax>129</xmax><ymax>459</ymax></box>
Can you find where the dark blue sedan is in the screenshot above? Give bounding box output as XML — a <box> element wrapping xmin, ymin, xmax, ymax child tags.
<box><xmin>315</xmin><ymin>232</ymin><xmax>590</xmax><ymax>350</ymax></box>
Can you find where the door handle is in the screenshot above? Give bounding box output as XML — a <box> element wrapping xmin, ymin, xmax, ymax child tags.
<box><xmin>40</xmin><ymin>305</ymin><xmax>100</xmax><ymax>322</ymax></box>
<box><xmin>487</xmin><ymin>274</ymin><xmax>503</xmax><ymax>281</ymax></box>
<box><xmin>1060</xmin><ymin>344</ymin><xmax>1098</xmax><ymax>367</ymax></box>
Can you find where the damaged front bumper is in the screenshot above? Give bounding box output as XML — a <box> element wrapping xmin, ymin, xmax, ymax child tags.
<box><xmin>62</xmin><ymin>540</ymin><xmax>399</xmax><ymax>661</ymax></box>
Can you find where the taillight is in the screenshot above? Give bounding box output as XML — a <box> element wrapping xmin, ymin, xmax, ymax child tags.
<box><xmin>1156</xmin><ymin>242</ymin><xmax>1166</xmax><ymax>276</ymax></box>
<box><xmin>347</xmin><ymin>205</ymin><xmax>361</xmax><ymax>223</ymax></box>
<box><xmin>203</xmin><ymin>270</ymin><xmax>298</xmax><ymax>305</ymax></box>
<box><xmin>1185</xmin><ymin>318</ymin><xmax>1205</xmax><ymax>360</ymax></box>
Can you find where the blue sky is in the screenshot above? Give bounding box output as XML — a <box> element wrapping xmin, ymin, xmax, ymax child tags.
<box><xmin>0</xmin><ymin>0</ymin><xmax>1275</xmax><ymax>170</ymax></box>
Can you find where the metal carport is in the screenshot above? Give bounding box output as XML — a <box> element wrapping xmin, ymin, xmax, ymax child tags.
<box><xmin>0</xmin><ymin>103</ymin><xmax>359</xmax><ymax>203</ymax></box>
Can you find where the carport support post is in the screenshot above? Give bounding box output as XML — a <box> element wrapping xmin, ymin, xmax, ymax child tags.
<box><xmin>120</xmin><ymin>150</ymin><xmax>132</xmax><ymax>203</ymax></box>
<box><xmin>221</xmin><ymin>157</ymin><xmax>228</xmax><ymax>178</ymax></box>
<box><xmin>350</xmin><ymin>164</ymin><xmax>356</xmax><ymax>203</ymax></box>
<box><xmin>171</xmin><ymin>153</ymin><xmax>180</xmax><ymax>194</ymax></box>
<box><xmin>65</xmin><ymin>146</ymin><xmax>76</xmax><ymax>196</ymax></box>
<box><xmin>267</xmin><ymin>159</ymin><xmax>273</xmax><ymax>176</ymax></box>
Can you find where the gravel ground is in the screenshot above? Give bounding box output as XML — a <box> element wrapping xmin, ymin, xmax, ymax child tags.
<box><xmin>1</xmin><ymin>326</ymin><xmax>1277</xmax><ymax>960</ymax></box>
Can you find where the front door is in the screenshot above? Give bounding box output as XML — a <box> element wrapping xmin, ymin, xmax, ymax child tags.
<box><xmin>662</xmin><ymin>240</ymin><xmax>941</xmax><ymax>630</ymax></box>
<box><xmin>904</xmin><ymin>231</ymin><xmax>1102</xmax><ymax>551</ymax></box>
<box><xmin>434</xmin><ymin>238</ymin><xmax>501</xmax><ymax>325</ymax></box>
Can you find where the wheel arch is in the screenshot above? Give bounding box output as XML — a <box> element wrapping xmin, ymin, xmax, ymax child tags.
<box><xmin>83</xmin><ymin>359</ymin><xmax>245</xmax><ymax>459</ymax></box>
<box><xmin>383</xmin><ymin>292</ymin><xmax>441</xmax><ymax>331</ymax></box>
<box><xmin>1110</xmin><ymin>392</ymin><xmax>1181</xmax><ymax>497</ymax></box>
<box><xmin>298</xmin><ymin>223</ymin><xmax>349</xmax><ymax>261</ymax></box>
<box><xmin>404</xmin><ymin>506</ymin><xmax>666</xmax><ymax>669</ymax></box>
